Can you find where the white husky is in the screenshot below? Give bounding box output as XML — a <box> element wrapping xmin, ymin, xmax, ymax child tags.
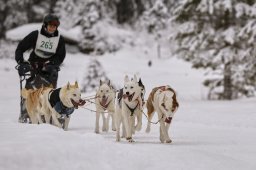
<box><xmin>95</xmin><ymin>80</ymin><xmax>116</xmax><ymax>133</ymax></box>
<box><xmin>40</xmin><ymin>81</ymin><xmax>85</xmax><ymax>130</ymax></box>
<box><xmin>115</xmin><ymin>75</ymin><xmax>144</xmax><ymax>142</ymax></box>
<box><xmin>145</xmin><ymin>85</ymin><xmax>179</xmax><ymax>143</ymax></box>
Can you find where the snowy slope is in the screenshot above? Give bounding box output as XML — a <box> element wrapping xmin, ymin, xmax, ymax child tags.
<box><xmin>1</xmin><ymin>26</ymin><xmax>256</xmax><ymax>170</ymax></box>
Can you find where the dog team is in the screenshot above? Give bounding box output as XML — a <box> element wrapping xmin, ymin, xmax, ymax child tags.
<box><xmin>21</xmin><ymin>75</ymin><xmax>179</xmax><ymax>143</ymax></box>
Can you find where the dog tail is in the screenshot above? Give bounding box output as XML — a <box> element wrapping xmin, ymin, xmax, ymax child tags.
<box><xmin>21</xmin><ymin>88</ymin><xmax>33</xmax><ymax>99</ymax></box>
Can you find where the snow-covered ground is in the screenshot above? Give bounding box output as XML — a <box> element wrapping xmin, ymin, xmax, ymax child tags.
<box><xmin>1</xmin><ymin>25</ymin><xmax>256</xmax><ymax>170</ymax></box>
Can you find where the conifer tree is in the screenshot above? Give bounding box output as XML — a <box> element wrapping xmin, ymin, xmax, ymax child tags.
<box><xmin>172</xmin><ymin>0</ymin><xmax>256</xmax><ymax>99</ymax></box>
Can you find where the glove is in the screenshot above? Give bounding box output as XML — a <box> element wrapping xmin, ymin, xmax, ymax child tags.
<box><xmin>42</xmin><ymin>63</ymin><xmax>60</xmax><ymax>73</ymax></box>
<box><xmin>17</xmin><ymin>61</ymin><xmax>32</xmax><ymax>76</ymax></box>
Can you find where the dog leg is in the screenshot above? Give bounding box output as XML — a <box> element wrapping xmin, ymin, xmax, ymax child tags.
<box><xmin>36</xmin><ymin>112</ymin><xmax>43</xmax><ymax>124</ymax></box>
<box><xmin>146</xmin><ymin>122</ymin><xmax>151</xmax><ymax>133</ymax></box>
<box><xmin>63</xmin><ymin>116</ymin><xmax>70</xmax><ymax>131</ymax></box>
<box><xmin>51</xmin><ymin>111</ymin><xmax>62</xmax><ymax>128</ymax></box>
<box><xmin>105</xmin><ymin>113</ymin><xmax>111</xmax><ymax>132</ymax></box>
<box><xmin>111</xmin><ymin>113</ymin><xmax>116</xmax><ymax>131</ymax></box>
<box><xmin>29</xmin><ymin>114</ymin><xmax>38</xmax><ymax>124</ymax></box>
<box><xmin>102</xmin><ymin>113</ymin><xmax>107</xmax><ymax>132</ymax></box>
<box><xmin>115</xmin><ymin>111</ymin><xmax>122</xmax><ymax>142</ymax></box>
<box><xmin>95</xmin><ymin>111</ymin><xmax>100</xmax><ymax>134</ymax></box>
<box><xmin>121</xmin><ymin>118</ymin><xmax>126</xmax><ymax>138</ymax></box>
<box><xmin>135</xmin><ymin>111</ymin><xmax>142</xmax><ymax>131</ymax></box>
<box><xmin>165</xmin><ymin>123</ymin><xmax>172</xmax><ymax>143</ymax></box>
<box><xmin>159</xmin><ymin>120</ymin><xmax>171</xmax><ymax>143</ymax></box>
<box><xmin>122</xmin><ymin>112</ymin><xmax>131</xmax><ymax>141</ymax></box>
<box><xmin>159</xmin><ymin>125</ymin><xmax>165</xmax><ymax>143</ymax></box>
<box><xmin>44</xmin><ymin>112</ymin><xmax>51</xmax><ymax>124</ymax></box>
<box><xmin>132</xmin><ymin>116</ymin><xmax>135</xmax><ymax>134</ymax></box>
<box><xmin>145</xmin><ymin>105</ymin><xmax>155</xmax><ymax>133</ymax></box>
<box><xmin>125</xmin><ymin>116</ymin><xmax>134</xmax><ymax>142</ymax></box>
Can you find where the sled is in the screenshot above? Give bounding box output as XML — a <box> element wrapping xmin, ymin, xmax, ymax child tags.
<box><xmin>15</xmin><ymin>63</ymin><xmax>65</xmax><ymax>128</ymax></box>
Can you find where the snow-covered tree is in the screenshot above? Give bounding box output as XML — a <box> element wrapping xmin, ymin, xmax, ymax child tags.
<box><xmin>54</xmin><ymin>0</ymin><xmax>85</xmax><ymax>29</ymax></box>
<box><xmin>172</xmin><ymin>0</ymin><xmax>256</xmax><ymax>100</ymax></box>
<box><xmin>78</xmin><ymin>0</ymin><xmax>126</xmax><ymax>55</ymax></box>
<box><xmin>27</xmin><ymin>0</ymin><xmax>58</xmax><ymax>23</ymax></box>
<box><xmin>138</xmin><ymin>0</ymin><xmax>169</xmax><ymax>33</ymax></box>
<box><xmin>81</xmin><ymin>59</ymin><xmax>110</xmax><ymax>93</ymax></box>
<box><xmin>0</xmin><ymin>0</ymin><xmax>57</xmax><ymax>38</ymax></box>
<box><xmin>0</xmin><ymin>0</ymin><xmax>30</xmax><ymax>38</ymax></box>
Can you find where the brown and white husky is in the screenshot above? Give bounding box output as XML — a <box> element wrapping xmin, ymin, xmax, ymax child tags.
<box><xmin>146</xmin><ymin>85</ymin><xmax>179</xmax><ymax>143</ymax></box>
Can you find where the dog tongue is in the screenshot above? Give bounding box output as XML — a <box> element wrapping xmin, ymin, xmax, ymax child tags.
<box><xmin>101</xmin><ymin>97</ymin><xmax>108</xmax><ymax>106</ymax></box>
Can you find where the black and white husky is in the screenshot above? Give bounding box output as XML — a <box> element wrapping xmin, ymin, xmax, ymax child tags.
<box><xmin>115</xmin><ymin>75</ymin><xmax>145</xmax><ymax>142</ymax></box>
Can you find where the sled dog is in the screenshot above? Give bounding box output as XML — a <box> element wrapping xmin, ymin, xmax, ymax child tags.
<box><xmin>146</xmin><ymin>85</ymin><xmax>179</xmax><ymax>143</ymax></box>
<box><xmin>40</xmin><ymin>81</ymin><xmax>85</xmax><ymax>130</ymax></box>
<box><xmin>21</xmin><ymin>86</ymin><xmax>52</xmax><ymax>124</ymax></box>
<box><xmin>95</xmin><ymin>80</ymin><xmax>116</xmax><ymax>133</ymax></box>
<box><xmin>115</xmin><ymin>75</ymin><xmax>144</xmax><ymax>142</ymax></box>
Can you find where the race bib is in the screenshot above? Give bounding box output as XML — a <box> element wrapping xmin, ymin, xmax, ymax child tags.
<box><xmin>35</xmin><ymin>31</ymin><xmax>60</xmax><ymax>59</ymax></box>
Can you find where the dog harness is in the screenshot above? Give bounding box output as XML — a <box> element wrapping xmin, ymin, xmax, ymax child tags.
<box><xmin>124</xmin><ymin>102</ymin><xmax>139</xmax><ymax>116</ymax></box>
<box><xmin>100</xmin><ymin>99</ymin><xmax>112</xmax><ymax>111</ymax></box>
<box><xmin>48</xmin><ymin>88</ymin><xmax>74</xmax><ymax>116</ymax></box>
<box><xmin>118</xmin><ymin>88</ymin><xmax>140</xmax><ymax>116</ymax></box>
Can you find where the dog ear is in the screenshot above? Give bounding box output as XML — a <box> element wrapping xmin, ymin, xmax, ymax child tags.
<box><xmin>75</xmin><ymin>81</ymin><xmax>79</xmax><ymax>88</ymax></box>
<box><xmin>138</xmin><ymin>78</ymin><xmax>143</xmax><ymax>86</ymax></box>
<box><xmin>133</xmin><ymin>75</ymin><xmax>137</xmax><ymax>82</ymax></box>
<box><xmin>107</xmin><ymin>80</ymin><xmax>111</xmax><ymax>86</ymax></box>
<box><xmin>67</xmin><ymin>82</ymin><xmax>70</xmax><ymax>90</ymax></box>
<box><xmin>124</xmin><ymin>75</ymin><xmax>129</xmax><ymax>83</ymax></box>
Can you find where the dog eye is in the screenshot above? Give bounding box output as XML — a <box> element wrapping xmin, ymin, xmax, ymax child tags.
<box><xmin>131</xmin><ymin>86</ymin><xmax>134</xmax><ymax>89</ymax></box>
<box><xmin>125</xmin><ymin>86</ymin><xmax>127</xmax><ymax>89</ymax></box>
<box><xmin>101</xmin><ymin>90</ymin><xmax>103</xmax><ymax>92</ymax></box>
<box><xmin>106</xmin><ymin>90</ymin><xmax>109</xmax><ymax>93</ymax></box>
<box><xmin>73</xmin><ymin>94</ymin><xmax>77</xmax><ymax>97</ymax></box>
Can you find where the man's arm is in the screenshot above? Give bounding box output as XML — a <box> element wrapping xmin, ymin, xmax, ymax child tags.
<box><xmin>51</xmin><ymin>36</ymin><xmax>66</xmax><ymax>66</ymax></box>
<box><xmin>15</xmin><ymin>30</ymin><xmax>38</xmax><ymax>64</ymax></box>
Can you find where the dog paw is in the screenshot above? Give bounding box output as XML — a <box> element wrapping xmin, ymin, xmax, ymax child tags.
<box><xmin>166</xmin><ymin>139</ymin><xmax>172</xmax><ymax>143</ymax></box>
<box><xmin>128</xmin><ymin>139</ymin><xmax>135</xmax><ymax>143</ymax></box>
<box><xmin>126</xmin><ymin>137</ymin><xmax>135</xmax><ymax>143</ymax></box>
<box><xmin>116</xmin><ymin>138</ymin><xmax>120</xmax><ymax>142</ymax></box>
<box><xmin>95</xmin><ymin>130</ymin><xmax>100</xmax><ymax>134</ymax></box>
<box><xmin>56</xmin><ymin>124</ymin><xmax>62</xmax><ymax>128</ymax></box>
<box><xmin>160</xmin><ymin>138</ymin><xmax>165</xmax><ymax>143</ymax></box>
